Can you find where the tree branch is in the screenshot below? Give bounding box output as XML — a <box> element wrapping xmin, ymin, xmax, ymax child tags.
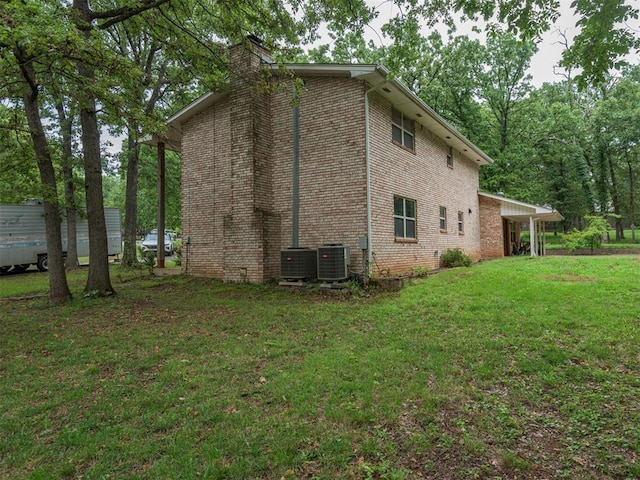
<box><xmin>88</xmin><ymin>0</ymin><xmax>173</xmax><ymax>30</ymax></box>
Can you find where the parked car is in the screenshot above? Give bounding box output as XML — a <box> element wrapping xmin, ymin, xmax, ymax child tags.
<box><xmin>141</xmin><ymin>233</ymin><xmax>173</xmax><ymax>255</ymax></box>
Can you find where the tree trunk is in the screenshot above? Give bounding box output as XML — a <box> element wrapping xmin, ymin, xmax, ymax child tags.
<box><xmin>590</xmin><ymin>149</ymin><xmax>610</xmax><ymax>215</ymax></box>
<box><xmin>19</xmin><ymin>63</ymin><xmax>71</xmax><ymax>304</ymax></box>
<box><xmin>627</xmin><ymin>152</ymin><xmax>637</xmax><ymax>243</ymax></box>
<box><xmin>121</xmin><ymin>131</ymin><xmax>140</xmax><ymax>267</ymax></box>
<box><xmin>55</xmin><ymin>102</ymin><xmax>80</xmax><ymax>269</ymax></box>
<box><xmin>74</xmin><ymin>0</ymin><xmax>115</xmax><ymax>296</ymax></box>
<box><xmin>607</xmin><ymin>152</ymin><xmax>623</xmax><ymax>240</ymax></box>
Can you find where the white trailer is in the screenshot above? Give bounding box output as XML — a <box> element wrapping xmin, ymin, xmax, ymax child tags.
<box><xmin>0</xmin><ymin>204</ymin><xmax>122</xmax><ymax>273</ymax></box>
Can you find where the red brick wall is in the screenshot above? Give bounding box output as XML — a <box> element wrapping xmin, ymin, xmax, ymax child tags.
<box><xmin>368</xmin><ymin>93</ymin><xmax>482</xmax><ymax>274</ymax></box>
<box><xmin>479</xmin><ymin>195</ymin><xmax>504</xmax><ymax>259</ymax></box>
<box><xmin>270</xmin><ymin>76</ymin><xmax>367</xmax><ymax>273</ymax></box>
<box><xmin>181</xmin><ymin>97</ymin><xmax>231</xmax><ymax>278</ymax></box>
<box><xmin>180</xmin><ymin>46</ymin><xmax>489</xmax><ymax>281</ymax></box>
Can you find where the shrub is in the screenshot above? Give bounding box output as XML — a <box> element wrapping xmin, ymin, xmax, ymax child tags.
<box><xmin>440</xmin><ymin>248</ymin><xmax>472</xmax><ymax>268</ymax></box>
<box><xmin>173</xmin><ymin>239</ymin><xmax>182</xmax><ymax>266</ymax></box>
<box><xmin>563</xmin><ymin>215</ymin><xmax>610</xmax><ymax>253</ymax></box>
<box><xmin>140</xmin><ymin>249</ymin><xmax>156</xmax><ymax>274</ymax></box>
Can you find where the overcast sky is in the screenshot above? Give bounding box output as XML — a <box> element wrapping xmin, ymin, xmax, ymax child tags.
<box><xmin>364</xmin><ymin>0</ymin><xmax>639</xmax><ymax>87</ymax></box>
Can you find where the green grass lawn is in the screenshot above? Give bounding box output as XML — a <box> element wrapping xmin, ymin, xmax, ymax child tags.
<box><xmin>1</xmin><ymin>257</ymin><xmax>640</xmax><ymax>479</ymax></box>
<box><xmin>524</xmin><ymin>229</ymin><xmax>640</xmax><ymax>249</ymax></box>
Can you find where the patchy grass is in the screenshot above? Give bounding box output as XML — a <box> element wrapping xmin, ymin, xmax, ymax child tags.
<box><xmin>0</xmin><ymin>264</ymin><xmax>149</xmax><ymax>298</ymax></box>
<box><xmin>1</xmin><ymin>256</ymin><xmax>640</xmax><ymax>479</ymax></box>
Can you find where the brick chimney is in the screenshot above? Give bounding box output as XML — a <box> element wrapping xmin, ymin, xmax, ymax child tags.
<box><xmin>223</xmin><ymin>36</ymin><xmax>277</xmax><ymax>282</ymax></box>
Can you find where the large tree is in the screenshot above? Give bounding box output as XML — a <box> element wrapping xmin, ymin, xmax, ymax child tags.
<box><xmin>591</xmin><ymin>69</ymin><xmax>640</xmax><ymax>239</ymax></box>
<box><xmin>521</xmin><ymin>83</ymin><xmax>594</xmax><ymax>229</ymax></box>
<box><xmin>0</xmin><ymin>1</ymin><xmax>73</xmax><ymax>302</ymax></box>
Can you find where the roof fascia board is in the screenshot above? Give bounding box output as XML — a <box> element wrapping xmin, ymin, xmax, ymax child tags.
<box><xmin>479</xmin><ymin>192</ymin><xmax>545</xmax><ymax>212</ymax></box>
<box><xmin>273</xmin><ymin>63</ymin><xmax>379</xmax><ymax>78</ymax></box>
<box><xmin>280</xmin><ymin>63</ymin><xmax>491</xmax><ymax>165</ymax></box>
<box><xmin>166</xmin><ymin>91</ymin><xmax>225</xmax><ymax>126</ymax></box>
<box><xmin>158</xmin><ymin>62</ymin><xmax>493</xmax><ymax>164</ymax></box>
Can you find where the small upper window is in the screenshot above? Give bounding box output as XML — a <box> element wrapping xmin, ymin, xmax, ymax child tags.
<box><xmin>394</xmin><ymin>196</ymin><xmax>416</xmax><ymax>239</ymax></box>
<box><xmin>447</xmin><ymin>146</ymin><xmax>453</xmax><ymax>168</ymax></box>
<box><xmin>458</xmin><ymin>211</ymin><xmax>464</xmax><ymax>234</ymax></box>
<box><xmin>439</xmin><ymin>206</ymin><xmax>447</xmax><ymax>231</ymax></box>
<box><xmin>392</xmin><ymin>108</ymin><xmax>414</xmax><ymax>151</ymax></box>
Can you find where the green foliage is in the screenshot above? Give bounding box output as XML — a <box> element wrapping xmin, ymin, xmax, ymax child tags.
<box><xmin>0</xmin><ymin>105</ymin><xmax>41</xmax><ymax>203</ymax></box>
<box><xmin>561</xmin><ymin>0</ymin><xmax>640</xmax><ymax>88</ymax></box>
<box><xmin>590</xmin><ymin>69</ymin><xmax>640</xmax><ymax>234</ymax></box>
<box><xmin>360</xmin><ymin>460</ymin><xmax>410</xmax><ymax>479</ymax></box>
<box><xmin>173</xmin><ymin>239</ymin><xmax>182</xmax><ymax>266</ymax></box>
<box><xmin>138</xmin><ymin>247</ymin><xmax>156</xmax><ymax>274</ymax></box>
<box><xmin>563</xmin><ymin>215</ymin><xmax>611</xmax><ymax>252</ymax></box>
<box><xmin>409</xmin><ymin>265</ymin><xmax>430</xmax><ymax>277</ymax></box>
<box><xmin>440</xmin><ymin>248</ymin><xmax>473</xmax><ymax>268</ymax></box>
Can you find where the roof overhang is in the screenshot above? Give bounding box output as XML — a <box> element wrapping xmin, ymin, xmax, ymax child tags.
<box><xmin>142</xmin><ymin>91</ymin><xmax>226</xmax><ymax>152</ymax></box>
<box><xmin>479</xmin><ymin>192</ymin><xmax>564</xmax><ymax>222</ymax></box>
<box><xmin>274</xmin><ymin>63</ymin><xmax>492</xmax><ymax>166</ymax></box>
<box><xmin>144</xmin><ymin>62</ymin><xmax>494</xmax><ymax>166</ymax></box>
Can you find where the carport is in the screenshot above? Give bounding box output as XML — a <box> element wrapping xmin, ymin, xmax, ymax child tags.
<box><xmin>479</xmin><ymin>192</ymin><xmax>564</xmax><ymax>257</ymax></box>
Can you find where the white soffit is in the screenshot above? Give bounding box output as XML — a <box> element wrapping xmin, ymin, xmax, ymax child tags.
<box><xmin>479</xmin><ymin>192</ymin><xmax>564</xmax><ymax>222</ymax></box>
<box><xmin>152</xmin><ymin>61</ymin><xmax>495</xmax><ymax>164</ymax></box>
<box><xmin>280</xmin><ymin>63</ymin><xmax>493</xmax><ymax>166</ymax></box>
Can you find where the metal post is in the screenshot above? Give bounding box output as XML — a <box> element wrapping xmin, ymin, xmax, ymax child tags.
<box><xmin>157</xmin><ymin>142</ymin><xmax>166</xmax><ymax>268</ymax></box>
<box><xmin>529</xmin><ymin>216</ymin><xmax>536</xmax><ymax>257</ymax></box>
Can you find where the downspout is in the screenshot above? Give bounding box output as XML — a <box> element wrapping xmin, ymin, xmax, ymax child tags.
<box><xmin>292</xmin><ymin>93</ymin><xmax>300</xmax><ymax>248</ymax></box>
<box><xmin>365</xmin><ymin>79</ymin><xmax>388</xmax><ymax>274</ymax></box>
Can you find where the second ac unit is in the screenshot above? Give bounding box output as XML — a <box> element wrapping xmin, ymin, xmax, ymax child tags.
<box><xmin>317</xmin><ymin>244</ymin><xmax>350</xmax><ymax>281</ymax></box>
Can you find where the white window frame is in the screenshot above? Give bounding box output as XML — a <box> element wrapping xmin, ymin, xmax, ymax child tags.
<box><xmin>439</xmin><ymin>206</ymin><xmax>447</xmax><ymax>232</ymax></box>
<box><xmin>392</xmin><ymin>108</ymin><xmax>415</xmax><ymax>152</ymax></box>
<box><xmin>394</xmin><ymin>196</ymin><xmax>417</xmax><ymax>240</ymax></box>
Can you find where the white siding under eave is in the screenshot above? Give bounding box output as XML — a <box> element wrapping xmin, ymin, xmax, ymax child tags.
<box><xmin>501</xmin><ymin>203</ymin><xmax>535</xmax><ymax>218</ymax></box>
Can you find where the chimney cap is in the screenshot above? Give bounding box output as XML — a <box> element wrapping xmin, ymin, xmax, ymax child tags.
<box><xmin>247</xmin><ymin>34</ymin><xmax>263</xmax><ymax>45</ymax></box>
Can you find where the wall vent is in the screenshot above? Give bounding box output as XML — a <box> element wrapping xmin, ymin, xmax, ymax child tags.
<box><xmin>317</xmin><ymin>244</ymin><xmax>350</xmax><ymax>281</ymax></box>
<box><xmin>280</xmin><ymin>248</ymin><xmax>317</xmax><ymax>280</ymax></box>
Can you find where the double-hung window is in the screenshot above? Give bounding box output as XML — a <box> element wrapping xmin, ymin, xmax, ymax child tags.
<box><xmin>394</xmin><ymin>196</ymin><xmax>416</xmax><ymax>239</ymax></box>
<box><xmin>439</xmin><ymin>206</ymin><xmax>447</xmax><ymax>231</ymax></box>
<box><xmin>458</xmin><ymin>211</ymin><xmax>464</xmax><ymax>234</ymax></box>
<box><xmin>392</xmin><ymin>108</ymin><xmax>414</xmax><ymax>151</ymax></box>
<box><xmin>447</xmin><ymin>146</ymin><xmax>454</xmax><ymax>168</ymax></box>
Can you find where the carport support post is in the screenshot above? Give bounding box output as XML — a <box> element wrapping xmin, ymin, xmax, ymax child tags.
<box><xmin>157</xmin><ymin>141</ymin><xmax>166</xmax><ymax>268</ymax></box>
<box><xmin>529</xmin><ymin>216</ymin><xmax>536</xmax><ymax>257</ymax></box>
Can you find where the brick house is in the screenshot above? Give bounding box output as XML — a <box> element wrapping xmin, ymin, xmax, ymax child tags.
<box><xmin>146</xmin><ymin>37</ymin><xmax>562</xmax><ymax>282</ymax></box>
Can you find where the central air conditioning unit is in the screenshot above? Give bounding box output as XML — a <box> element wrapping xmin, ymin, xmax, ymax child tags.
<box><xmin>280</xmin><ymin>247</ymin><xmax>317</xmax><ymax>280</ymax></box>
<box><xmin>317</xmin><ymin>244</ymin><xmax>350</xmax><ymax>281</ymax></box>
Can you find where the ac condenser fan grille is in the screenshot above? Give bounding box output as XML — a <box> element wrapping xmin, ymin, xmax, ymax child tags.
<box><xmin>317</xmin><ymin>244</ymin><xmax>350</xmax><ymax>281</ymax></box>
<box><xmin>280</xmin><ymin>248</ymin><xmax>317</xmax><ymax>280</ymax></box>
